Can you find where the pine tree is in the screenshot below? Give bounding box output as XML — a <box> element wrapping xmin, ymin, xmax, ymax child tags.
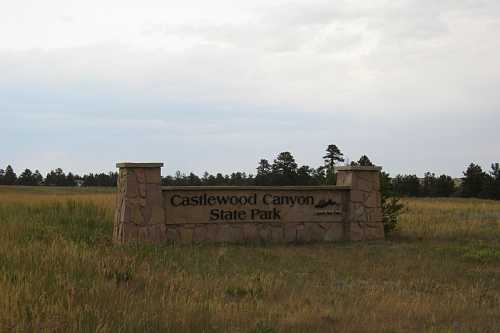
<box><xmin>272</xmin><ymin>152</ymin><xmax>297</xmax><ymax>175</ymax></box>
<box><xmin>421</xmin><ymin>172</ymin><xmax>437</xmax><ymax>197</ymax></box>
<box><xmin>66</xmin><ymin>172</ymin><xmax>76</xmax><ymax>186</ymax></box>
<box><xmin>256</xmin><ymin>159</ymin><xmax>272</xmax><ymax>176</ymax></box>
<box><xmin>297</xmin><ymin>165</ymin><xmax>314</xmax><ymax>185</ymax></box>
<box><xmin>357</xmin><ymin>155</ymin><xmax>374</xmax><ymax>166</ymax></box>
<box><xmin>272</xmin><ymin>152</ymin><xmax>298</xmax><ymax>185</ymax></box>
<box><xmin>18</xmin><ymin>169</ymin><xmax>35</xmax><ymax>186</ymax></box>
<box><xmin>33</xmin><ymin>170</ymin><xmax>43</xmax><ymax>185</ymax></box>
<box><xmin>480</xmin><ymin>163</ymin><xmax>500</xmax><ymax>199</ymax></box>
<box><xmin>492</xmin><ymin>163</ymin><xmax>500</xmax><ymax>200</ymax></box>
<box><xmin>392</xmin><ymin>175</ymin><xmax>421</xmax><ymax>197</ymax></box>
<box><xmin>3</xmin><ymin>165</ymin><xmax>17</xmax><ymax>185</ymax></box>
<box><xmin>323</xmin><ymin>144</ymin><xmax>344</xmax><ymax>168</ymax></box>
<box><xmin>434</xmin><ymin>175</ymin><xmax>455</xmax><ymax>197</ymax></box>
<box><xmin>255</xmin><ymin>159</ymin><xmax>272</xmax><ymax>185</ymax></box>
<box><xmin>462</xmin><ymin>163</ymin><xmax>486</xmax><ymax>198</ymax></box>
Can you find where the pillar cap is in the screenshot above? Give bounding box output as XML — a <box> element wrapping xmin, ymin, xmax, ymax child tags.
<box><xmin>335</xmin><ymin>166</ymin><xmax>382</xmax><ymax>172</ymax></box>
<box><xmin>116</xmin><ymin>162</ymin><xmax>164</xmax><ymax>168</ymax></box>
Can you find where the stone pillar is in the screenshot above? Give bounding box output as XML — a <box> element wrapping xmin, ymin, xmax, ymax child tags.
<box><xmin>336</xmin><ymin>166</ymin><xmax>384</xmax><ymax>241</ymax></box>
<box><xmin>114</xmin><ymin>163</ymin><xmax>166</xmax><ymax>244</ymax></box>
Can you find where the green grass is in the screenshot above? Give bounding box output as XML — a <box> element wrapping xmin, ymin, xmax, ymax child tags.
<box><xmin>1</xmin><ymin>188</ymin><xmax>500</xmax><ymax>332</ymax></box>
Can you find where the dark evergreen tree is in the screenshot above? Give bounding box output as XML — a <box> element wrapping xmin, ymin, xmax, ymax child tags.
<box><xmin>296</xmin><ymin>165</ymin><xmax>315</xmax><ymax>185</ymax></box>
<box><xmin>357</xmin><ymin>155</ymin><xmax>374</xmax><ymax>166</ymax></box>
<box><xmin>0</xmin><ymin>168</ymin><xmax>4</xmax><ymax>185</ymax></box>
<box><xmin>392</xmin><ymin>174</ymin><xmax>421</xmax><ymax>197</ymax></box>
<box><xmin>66</xmin><ymin>172</ymin><xmax>76</xmax><ymax>186</ymax></box>
<box><xmin>204</xmin><ymin>173</ymin><xmax>218</xmax><ymax>186</ymax></box>
<box><xmin>477</xmin><ymin>163</ymin><xmax>500</xmax><ymax>199</ymax></box>
<box><xmin>462</xmin><ymin>163</ymin><xmax>486</xmax><ymax>198</ymax></box>
<box><xmin>3</xmin><ymin>165</ymin><xmax>17</xmax><ymax>185</ymax></box>
<box><xmin>33</xmin><ymin>170</ymin><xmax>43</xmax><ymax>185</ymax></box>
<box><xmin>94</xmin><ymin>172</ymin><xmax>118</xmax><ymax>187</ymax></box>
<box><xmin>256</xmin><ymin>159</ymin><xmax>271</xmax><ymax>176</ymax></box>
<box><xmin>322</xmin><ymin>145</ymin><xmax>344</xmax><ymax>185</ymax></box>
<box><xmin>202</xmin><ymin>172</ymin><xmax>210</xmax><ymax>184</ymax></box>
<box><xmin>83</xmin><ymin>173</ymin><xmax>96</xmax><ymax>186</ymax></box>
<box><xmin>434</xmin><ymin>175</ymin><xmax>456</xmax><ymax>197</ymax></box>
<box><xmin>491</xmin><ymin>163</ymin><xmax>500</xmax><ymax>200</ymax></box>
<box><xmin>229</xmin><ymin>172</ymin><xmax>249</xmax><ymax>186</ymax></box>
<box><xmin>323</xmin><ymin>144</ymin><xmax>344</xmax><ymax>168</ymax></box>
<box><xmin>411</xmin><ymin>172</ymin><xmax>455</xmax><ymax>197</ymax></box>
<box><xmin>491</xmin><ymin>163</ymin><xmax>500</xmax><ymax>180</ymax></box>
<box><xmin>480</xmin><ymin>173</ymin><xmax>496</xmax><ymax>199</ymax></box>
<box><xmin>310</xmin><ymin>167</ymin><xmax>325</xmax><ymax>185</ymax></box>
<box><xmin>109</xmin><ymin>172</ymin><xmax>118</xmax><ymax>186</ymax></box>
<box><xmin>95</xmin><ymin>173</ymin><xmax>106</xmax><ymax>186</ymax></box>
<box><xmin>45</xmin><ymin>168</ymin><xmax>67</xmax><ymax>186</ymax></box>
<box><xmin>256</xmin><ymin>159</ymin><xmax>272</xmax><ymax>185</ymax></box>
<box><xmin>272</xmin><ymin>152</ymin><xmax>298</xmax><ymax>185</ymax></box>
<box><xmin>174</xmin><ymin>171</ymin><xmax>186</xmax><ymax>186</ymax></box>
<box><xmin>215</xmin><ymin>173</ymin><xmax>226</xmax><ymax>185</ymax></box>
<box><xmin>421</xmin><ymin>172</ymin><xmax>437</xmax><ymax>197</ymax></box>
<box><xmin>162</xmin><ymin>175</ymin><xmax>174</xmax><ymax>186</ymax></box>
<box><xmin>188</xmin><ymin>173</ymin><xmax>202</xmax><ymax>186</ymax></box>
<box><xmin>17</xmin><ymin>169</ymin><xmax>36</xmax><ymax>186</ymax></box>
<box><xmin>88</xmin><ymin>172</ymin><xmax>117</xmax><ymax>186</ymax></box>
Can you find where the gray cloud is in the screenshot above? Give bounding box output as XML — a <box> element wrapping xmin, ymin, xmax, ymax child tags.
<box><xmin>1</xmin><ymin>1</ymin><xmax>500</xmax><ymax>176</ymax></box>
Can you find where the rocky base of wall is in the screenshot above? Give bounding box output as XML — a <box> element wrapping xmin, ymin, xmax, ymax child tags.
<box><xmin>170</xmin><ymin>222</ymin><xmax>347</xmax><ymax>243</ymax></box>
<box><xmin>118</xmin><ymin>222</ymin><xmax>356</xmax><ymax>244</ymax></box>
<box><xmin>117</xmin><ymin>222</ymin><xmax>385</xmax><ymax>244</ymax></box>
<box><xmin>350</xmin><ymin>222</ymin><xmax>385</xmax><ymax>241</ymax></box>
<box><xmin>117</xmin><ymin>221</ymin><xmax>385</xmax><ymax>244</ymax></box>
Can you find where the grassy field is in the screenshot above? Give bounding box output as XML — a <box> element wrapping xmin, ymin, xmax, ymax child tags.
<box><xmin>1</xmin><ymin>186</ymin><xmax>500</xmax><ymax>332</ymax></box>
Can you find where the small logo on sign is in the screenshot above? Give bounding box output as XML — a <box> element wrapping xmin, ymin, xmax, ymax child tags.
<box><xmin>314</xmin><ymin>199</ymin><xmax>342</xmax><ymax>216</ymax></box>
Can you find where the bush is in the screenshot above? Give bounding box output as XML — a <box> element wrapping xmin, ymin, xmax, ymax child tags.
<box><xmin>380</xmin><ymin>172</ymin><xmax>405</xmax><ymax>235</ymax></box>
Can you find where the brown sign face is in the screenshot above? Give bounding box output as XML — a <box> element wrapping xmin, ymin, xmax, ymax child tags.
<box><xmin>162</xmin><ymin>188</ymin><xmax>348</xmax><ymax>224</ymax></box>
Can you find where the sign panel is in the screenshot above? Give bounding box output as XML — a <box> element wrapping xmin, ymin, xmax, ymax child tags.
<box><xmin>162</xmin><ymin>187</ymin><xmax>348</xmax><ymax>224</ymax></box>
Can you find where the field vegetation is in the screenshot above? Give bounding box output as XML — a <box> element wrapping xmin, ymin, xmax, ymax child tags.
<box><xmin>1</xmin><ymin>186</ymin><xmax>500</xmax><ymax>332</ymax></box>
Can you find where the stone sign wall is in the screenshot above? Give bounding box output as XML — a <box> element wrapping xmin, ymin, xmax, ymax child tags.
<box><xmin>113</xmin><ymin>163</ymin><xmax>384</xmax><ymax>244</ymax></box>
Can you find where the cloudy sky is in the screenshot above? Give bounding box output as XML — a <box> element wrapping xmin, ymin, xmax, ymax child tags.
<box><xmin>1</xmin><ymin>0</ymin><xmax>499</xmax><ymax>177</ymax></box>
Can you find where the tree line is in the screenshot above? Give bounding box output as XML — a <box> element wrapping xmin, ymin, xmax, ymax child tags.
<box><xmin>0</xmin><ymin>166</ymin><xmax>117</xmax><ymax>187</ymax></box>
<box><xmin>162</xmin><ymin>145</ymin><xmax>346</xmax><ymax>187</ymax></box>
<box><xmin>0</xmin><ymin>145</ymin><xmax>347</xmax><ymax>188</ymax></box>
<box><xmin>1</xmin><ymin>145</ymin><xmax>499</xmax><ymax>200</ymax></box>
<box><xmin>391</xmin><ymin>163</ymin><xmax>500</xmax><ymax>200</ymax></box>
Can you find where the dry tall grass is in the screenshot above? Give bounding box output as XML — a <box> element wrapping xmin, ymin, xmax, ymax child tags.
<box><xmin>0</xmin><ymin>186</ymin><xmax>499</xmax><ymax>332</ymax></box>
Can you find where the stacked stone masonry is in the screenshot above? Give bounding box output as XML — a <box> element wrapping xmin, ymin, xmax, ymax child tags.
<box><xmin>163</xmin><ymin>222</ymin><xmax>345</xmax><ymax>244</ymax></box>
<box><xmin>114</xmin><ymin>163</ymin><xmax>384</xmax><ymax>244</ymax></box>
<box><xmin>336</xmin><ymin>167</ymin><xmax>384</xmax><ymax>241</ymax></box>
<box><xmin>114</xmin><ymin>163</ymin><xmax>166</xmax><ymax>244</ymax></box>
